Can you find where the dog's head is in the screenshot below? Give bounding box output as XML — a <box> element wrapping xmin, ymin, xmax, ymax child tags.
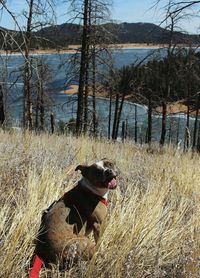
<box><xmin>75</xmin><ymin>158</ymin><xmax>117</xmax><ymax>190</ymax></box>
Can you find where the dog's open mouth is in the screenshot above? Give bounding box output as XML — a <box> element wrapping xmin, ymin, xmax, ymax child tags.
<box><xmin>107</xmin><ymin>177</ymin><xmax>117</xmax><ymax>189</ymax></box>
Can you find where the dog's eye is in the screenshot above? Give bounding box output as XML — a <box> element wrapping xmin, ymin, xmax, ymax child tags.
<box><xmin>104</xmin><ymin>161</ymin><xmax>114</xmax><ymax>168</ymax></box>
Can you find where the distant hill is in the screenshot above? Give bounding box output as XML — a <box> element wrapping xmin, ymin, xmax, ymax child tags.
<box><xmin>0</xmin><ymin>22</ymin><xmax>200</xmax><ymax>50</ymax></box>
<box><xmin>37</xmin><ymin>22</ymin><xmax>200</xmax><ymax>46</ymax></box>
<box><xmin>114</xmin><ymin>22</ymin><xmax>200</xmax><ymax>44</ymax></box>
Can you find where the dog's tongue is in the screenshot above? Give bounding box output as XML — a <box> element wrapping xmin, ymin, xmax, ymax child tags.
<box><xmin>108</xmin><ymin>178</ymin><xmax>117</xmax><ymax>189</ymax></box>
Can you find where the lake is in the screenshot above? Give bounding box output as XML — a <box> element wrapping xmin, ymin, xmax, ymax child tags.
<box><xmin>0</xmin><ymin>48</ymin><xmax>196</xmax><ymax>143</ymax></box>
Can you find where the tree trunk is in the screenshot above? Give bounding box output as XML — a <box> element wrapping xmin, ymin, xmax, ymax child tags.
<box><xmin>160</xmin><ymin>101</ymin><xmax>167</xmax><ymax>145</ymax></box>
<box><xmin>184</xmin><ymin>105</ymin><xmax>190</xmax><ymax>150</ymax></box>
<box><xmin>108</xmin><ymin>88</ymin><xmax>112</xmax><ymax>139</ymax></box>
<box><xmin>0</xmin><ymin>85</ymin><xmax>5</xmax><ymax>125</ymax></box>
<box><xmin>112</xmin><ymin>92</ymin><xmax>119</xmax><ymax>140</ymax></box>
<box><xmin>83</xmin><ymin>0</ymin><xmax>91</xmax><ymax>135</ymax></box>
<box><xmin>83</xmin><ymin>48</ymin><xmax>89</xmax><ymax>134</ymax></box>
<box><xmin>40</xmin><ymin>83</ymin><xmax>45</xmax><ymax>131</ymax></box>
<box><xmin>192</xmin><ymin>94</ymin><xmax>200</xmax><ymax>150</ymax></box>
<box><xmin>176</xmin><ymin>115</ymin><xmax>180</xmax><ymax>146</ymax></box>
<box><xmin>134</xmin><ymin>104</ymin><xmax>138</xmax><ymax>143</ymax></box>
<box><xmin>168</xmin><ymin>119</ymin><xmax>172</xmax><ymax>144</ymax></box>
<box><xmin>197</xmin><ymin>122</ymin><xmax>200</xmax><ymax>153</ymax></box>
<box><xmin>50</xmin><ymin>113</ymin><xmax>55</xmax><ymax>134</ymax></box>
<box><xmin>76</xmin><ymin>0</ymin><xmax>89</xmax><ymax>135</ymax></box>
<box><xmin>92</xmin><ymin>47</ymin><xmax>97</xmax><ymax>137</ymax></box>
<box><xmin>24</xmin><ymin>0</ymin><xmax>34</xmax><ymax>130</ymax></box>
<box><xmin>121</xmin><ymin>121</ymin><xmax>125</xmax><ymax>142</ymax></box>
<box><xmin>125</xmin><ymin>118</ymin><xmax>128</xmax><ymax>139</ymax></box>
<box><xmin>121</xmin><ymin>119</ymin><xmax>128</xmax><ymax>142</ymax></box>
<box><xmin>114</xmin><ymin>92</ymin><xmax>125</xmax><ymax>140</ymax></box>
<box><xmin>35</xmin><ymin>72</ymin><xmax>45</xmax><ymax>131</ymax></box>
<box><xmin>146</xmin><ymin>92</ymin><xmax>152</xmax><ymax>144</ymax></box>
<box><xmin>35</xmin><ymin>93</ymin><xmax>39</xmax><ymax>130</ymax></box>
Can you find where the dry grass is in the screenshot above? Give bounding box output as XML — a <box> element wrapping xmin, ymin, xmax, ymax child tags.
<box><xmin>0</xmin><ymin>131</ymin><xmax>200</xmax><ymax>278</ymax></box>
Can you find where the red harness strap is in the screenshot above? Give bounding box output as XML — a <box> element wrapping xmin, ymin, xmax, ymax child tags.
<box><xmin>100</xmin><ymin>198</ymin><xmax>109</xmax><ymax>206</ymax></box>
<box><xmin>28</xmin><ymin>255</ymin><xmax>43</xmax><ymax>278</ymax></box>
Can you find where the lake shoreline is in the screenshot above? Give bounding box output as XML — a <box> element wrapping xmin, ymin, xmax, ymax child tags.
<box><xmin>3</xmin><ymin>45</ymin><xmax>199</xmax><ymax>117</ymax></box>
<box><xmin>64</xmin><ymin>85</ymin><xmax>200</xmax><ymax>116</ymax></box>
<box><xmin>1</xmin><ymin>43</ymin><xmax>197</xmax><ymax>55</ymax></box>
<box><xmin>0</xmin><ymin>43</ymin><xmax>171</xmax><ymax>55</ymax></box>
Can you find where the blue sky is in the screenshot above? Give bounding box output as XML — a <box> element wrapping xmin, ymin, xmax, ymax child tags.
<box><xmin>1</xmin><ymin>0</ymin><xmax>200</xmax><ymax>34</ymax></box>
<box><xmin>113</xmin><ymin>0</ymin><xmax>200</xmax><ymax>34</ymax></box>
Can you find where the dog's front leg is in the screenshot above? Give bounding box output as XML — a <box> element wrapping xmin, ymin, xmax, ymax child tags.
<box><xmin>63</xmin><ymin>236</ymin><xmax>95</xmax><ymax>265</ymax></box>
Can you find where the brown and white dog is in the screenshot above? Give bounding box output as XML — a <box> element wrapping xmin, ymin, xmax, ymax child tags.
<box><xmin>33</xmin><ymin>158</ymin><xmax>117</xmax><ymax>270</ymax></box>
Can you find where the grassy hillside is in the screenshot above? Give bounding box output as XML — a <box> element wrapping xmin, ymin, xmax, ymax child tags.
<box><xmin>0</xmin><ymin>131</ymin><xmax>200</xmax><ymax>277</ymax></box>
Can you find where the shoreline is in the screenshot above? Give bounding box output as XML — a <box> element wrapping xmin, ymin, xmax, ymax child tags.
<box><xmin>0</xmin><ymin>43</ymin><xmax>169</xmax><ymax>55</ymax></box>
<box><xmin>2</xmin><ymin>44</ymin><xmax>199</xmax><ymax>116</ymax></box>
<box><xmin>64</xmin><ymin>85</ymin><xmax>200</xmax><ymax>116</ymax></box>
<box><xmin>0</xmin><ymin>43</ymin><xmax>197</xmax><ymax>55</ymax></box>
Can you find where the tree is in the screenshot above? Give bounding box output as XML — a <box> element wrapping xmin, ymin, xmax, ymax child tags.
<box><xmin>23</xmin><ymin>0</ymin><xmax>56</xmax><ymax>129</ymax></box>
<box><xmin>142</xmin><ymin>64</ymin><xmax>156</xmax><ymax>144</ymax></box>
<box><xmin>0</xmin><ymin>2</ymin><xmax>26</xmax><ymax>127</ymax></box>
<box><xmin>23</xmin><ymin>0</ymin><xmax>34</xmax><ymax>129</ymax></box>
<box><xmin>34</xmin><ymin>58</ymin><xmax>53</xmax><ymax>131</ymax></box>
<box><xmin>75</xmin><ymin>0</ymin><xmax>90</xmax><ymax>134</ymax></box>
<box><xmin>155</xmin><ymin>1</ymin><xmax>200</xmax><ymax>24</ymax></box>
<box><xmin>67</xmin><ymin>0</ymin><xmax>113</xmax><ymax>136</ymax></box>
<box><xmin>0</xmin><ymin>0</ymin><xmax>56</xmax><ymax>130</ymax></box>
<box><xmin>112</xmin><ymin>66</ymin><xmax>134</xmax><ymax>140</ymax></box>
<box><xmin>160</xmin><ymin>9</ymin><xmax>177</xmax><ymax>145</ymax></box>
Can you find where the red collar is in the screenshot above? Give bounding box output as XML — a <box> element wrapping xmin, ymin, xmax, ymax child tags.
<box><xmin>77</xmin><ymin>182</ymin><xmax>109</xmax><ymax>207</ymax></box>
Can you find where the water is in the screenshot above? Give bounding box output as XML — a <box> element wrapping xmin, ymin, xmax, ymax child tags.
<box><xmin>1</xmin><ymin>48</ymin><xmax>197</xmax><ymax>143</ymax></box>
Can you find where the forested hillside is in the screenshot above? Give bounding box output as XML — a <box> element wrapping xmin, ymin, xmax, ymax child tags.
<box><xmin>0</xmin><ymin>22</ymin><xmax>199</xmax><ymax>50</ymax></box>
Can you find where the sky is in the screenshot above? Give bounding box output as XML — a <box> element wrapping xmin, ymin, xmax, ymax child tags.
<box><xmin>0</xmin><ymin>0</ymin><xmax>200</xmax><ymax>34</ymax></box>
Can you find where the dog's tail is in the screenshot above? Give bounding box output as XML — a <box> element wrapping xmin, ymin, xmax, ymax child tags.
<box><xmin>28</xmin><ymin>255</ymin><xmax>43</xmax><ymax>278</ymax></box>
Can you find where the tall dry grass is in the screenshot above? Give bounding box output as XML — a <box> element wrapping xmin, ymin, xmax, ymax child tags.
<box><xmin>0</xmin><ymin>131</ymin><xmax>200</xmax><ymax>277</ymax></box>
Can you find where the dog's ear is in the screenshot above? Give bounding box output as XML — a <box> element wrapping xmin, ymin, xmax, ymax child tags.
<box><xmin>75</xmin><ymin>165</ymin><xmax>83</xmax><ymax>171</ymax></box>
<box><xmin>75</xmin><ymin>164</ymin><xmax>90</xmax><ymax>178</ymax></box>
<box><xmin>75</xmin><ymin>165</ymin><xmax>88</xmax><ymax>172</ymax></box>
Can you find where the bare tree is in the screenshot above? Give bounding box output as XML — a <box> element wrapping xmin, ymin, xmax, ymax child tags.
<box><xmin>0</xmin><ymin>2</ymin><xmax>26</xmax><ymax>127</ymax></box>
<box><xmin>76</xmin><ymin>0</ymin><xmax>90</xmax><ymax>135</ymax></box>
<box><xmin>23</xmin><ymin>0</ymin><xmax>34</xmax><ymax>129</ymax></box>
<box><xmin>0</xmin><ymin>0</ymin><xmax>56</xmax><ymax>130</ymax></box>
<box><xmin>160</xmin><ymin>8</ymin><xmax>179</xmax><ymax>145</ymax></box>
<box><xmin>34</xmin><ymin>58</ymin><xmax>52</xmax><ymax>131</ymax></box>
<box><xmin>23</xmin><ymin>0</ymin><xmax>56</xmax><ymax>130</ymax></box>
<box><xmin>154</xmin><ymin>0</ymin><xmax>200</xmax><ymax>24</ymax></box>
<box><xmin>67</xmin><ymin>0</ymin><xmax>113</xmax><ymax>136</ymax></box>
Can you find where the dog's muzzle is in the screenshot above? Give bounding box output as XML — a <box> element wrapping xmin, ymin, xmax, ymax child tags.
<box><xmin>105</xmin><ymin>169</ymin><xmax>117</xmax><ymax>189</ymax></box>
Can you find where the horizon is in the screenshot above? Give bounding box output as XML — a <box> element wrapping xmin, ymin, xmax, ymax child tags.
<box><xmin>0</xmin><ymin>0</ymin><xmax>200</xmax><ymax>34</ymax></box>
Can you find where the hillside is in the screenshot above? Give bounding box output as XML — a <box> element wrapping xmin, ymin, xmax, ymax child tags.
<box><xmin>104</xmin><ymin>22</ymin><xmax>200</xmax><ymax>44</ymax></box>
<box><xmin>1</xmin><ymin>131</ymin><xmax>200</xmax><ymax>277</ymax></box>
<box><xmin>0</xmin><ymin>22</ymin><xmax>200</xmax><ymax>50</ymax></box>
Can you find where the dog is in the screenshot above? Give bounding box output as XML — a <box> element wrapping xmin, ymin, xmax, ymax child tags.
<box><xmin>33</xmin><ymin>158</ymin><xmax>117</xmax><ymax>270</ymax></box>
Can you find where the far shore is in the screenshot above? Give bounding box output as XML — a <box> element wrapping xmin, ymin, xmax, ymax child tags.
<box><xmin>0</xmin><ymin>43</ymin><xmax>173</xmax><ymax>55</ymax></box>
